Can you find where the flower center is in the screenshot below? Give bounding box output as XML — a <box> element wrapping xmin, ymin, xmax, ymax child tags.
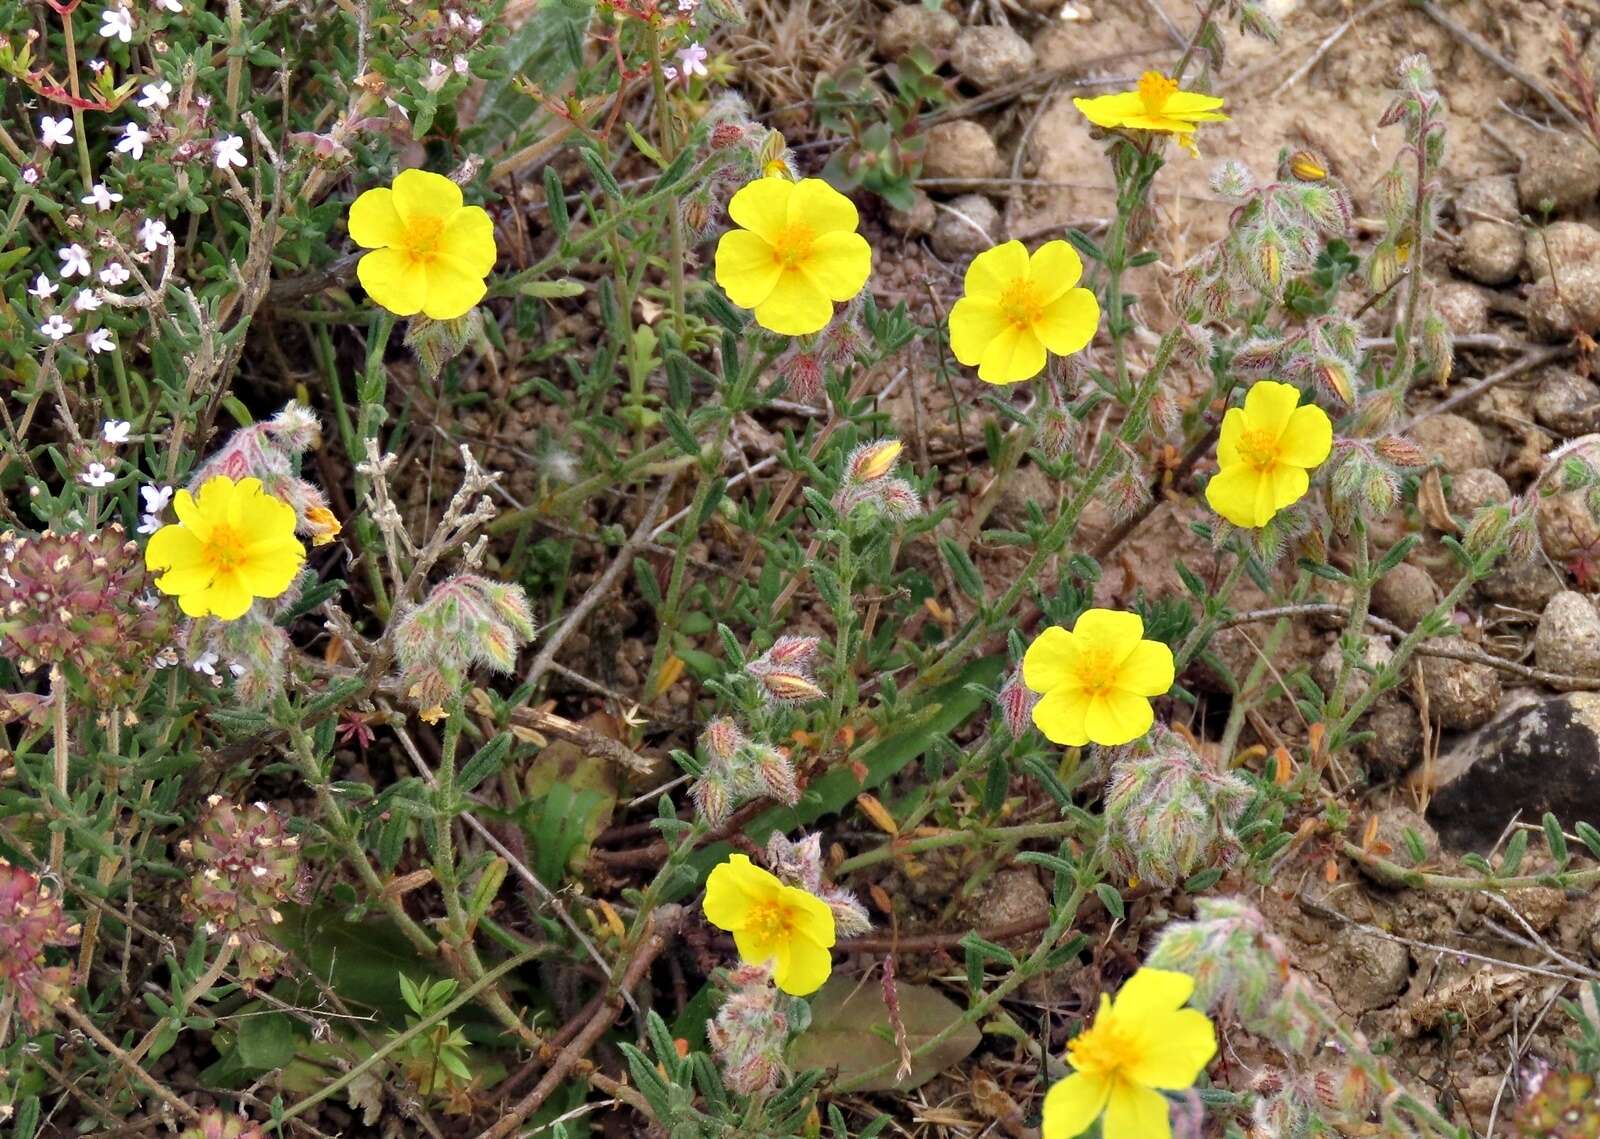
<box><xmin>770</xmin><ymin>223</ymin><xmax>816</xmax><ymax>270</ymax></box>
<box><xmin>199</xmin><ymin>523</ymin><xmax>247</xmax><ymax>576</ymax></box>
<box><xmin>1235</xmin><ymin>427</ymin><xmax>1282</xmax><ymax>473</ymax></box>
<box><xmin>1068</xmin><ymin>1015</ymin><xmax>1140</xmax><ymax>1078</ymax></box>
<box><xmin>1072</xmin><ymin>645</ymin><xmax>1120</xmax><ymax>699</ymax></box>
<box><xmin>1138</xmin><ymin>71</ymin><xmax>1177</xmax><ymax>115</ymax></box>
<box><xmin>745</xmin><ymin>898</ymin><xmax>795</xmax><ymax>942</ymax></box>
<box><xmin>402</xmin><ymin>215</ymin><xmax>447</xmax><ymax>261</ymax></box>
<box><xmin>998</xmin><ymin>279</ymin><xmax>1043</xmax><ymax>331</ymax></box>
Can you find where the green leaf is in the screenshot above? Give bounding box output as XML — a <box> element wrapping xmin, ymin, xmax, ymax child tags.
<box><xmin>234</xmin><ymin>1010</ymin><xmax>298</xmax><ymax>1072</ymax></box>
<box><xmin>1544</xmin><ymin>812</ymin><xmax>1570</xmax><ymax>866</ymax></box>
<box><xmin>938</xmin><ymin>538</ymin><xmax>984</xmax><ymax>600</ymax></box>
<box><xmin>1094</xmin><ymin>883</ymin><xmax>1125</xmax><ymax>920</ymax></box>
<box><xmin>1501</xmin><ymin>828</ymin><xmax>1529</xmax><ymax>877</ymax></box>
<box><xmin>473</xmin><ymin>0</ymin><xmax>594</xmax><ymax>142</ymax></box>
<box><xmin>788</xmin><ymin>977</ymin><xmax>981</xmax><ymax>1092</ymax></box>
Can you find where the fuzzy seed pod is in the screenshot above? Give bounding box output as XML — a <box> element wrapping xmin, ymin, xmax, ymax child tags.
<box><xmin>393</xmin><ymin>574</ymin><xmax>537</xmax><ymax>715</ymax></box>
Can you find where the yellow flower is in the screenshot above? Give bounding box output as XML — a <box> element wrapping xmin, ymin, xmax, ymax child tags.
<box><xmin>348</xmin><ymin>169</ymin><xmax>497</xmax><ymax>321</ymax></box>
<box><xmin>714</xmin><ymin>177</ymin><xmax>872</xmax><ymax>336</ymax></box>
<box><xmin>305</xmin><ymin>505</ymin><xmax>341</xmax><ymax>547</ymax></box>
<box><xmin>144</xmin><ymin>476</ymin><xmax>305</xmax><ymax>620</ymax></box>
<box><xmin>948</xmin><ymin>240</ymin><xmax>1100</xmax><ymax>384</ymax></box>
<box><xmin>1023</xmin><ymin>609</ymin><xmax>1173</xmax><ymax>747</ymax></box>
<box><xmin>1205</xmin><ymin>380</ymin><xmax>1333</xmax><ymax>529</ymax></box>
<box><xmin>1073</xmin><ymin>71</ymin><xmax>1229</xmax><ymax>156</ymax></box>
<box><xmin>702</xmin><ymin>853</ymin><xmax>836</xmax><ymax>996</ymax></box>
<box><xmin>1042</xmin><ymin>968</ymin><xmax>1217</xmax><ymax>1139</ymax></box>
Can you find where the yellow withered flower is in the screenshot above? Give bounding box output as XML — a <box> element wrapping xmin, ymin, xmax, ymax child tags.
<box><xmin>702</xmin><ymin>853</ymin><xmax>836</xmax><ymax>996</ymax></box>
<box><xmin>144</xmin><ymin>476</ymin><xmax>305</xmax><ymax>620</ymax></box>
<box><xmin>1023</xmin><ymin>609</ymin><xmax>1174</xmax><ymax>748</ymax></box>
<box><xmin>714</xmin><ymin>177</ymin><xmax>872</xmax><ymax>336</ymax></box>
<box><xmin>348</xmin><ymin>169</ymin><xmax>498</xmax><ymax>321</ymax></box>
<box><xmin>1205</xmin><ymin>380</ymin><xmax>1333</xmax><ymax>529</ymax></box>
<box><xmin>1074</xmin><ymin>72</ymin><xmax>1228</xmax><ymax>156</ymax></box>
<box><xmin>1042</xmin><ymin>968</ymin><xmax>1217</xmax><ymax>1139</ymax></box>
<box><xmin>948</xmin><ymin>240</ymin><xmax>1100</xmax><ymax>384</ymax></box>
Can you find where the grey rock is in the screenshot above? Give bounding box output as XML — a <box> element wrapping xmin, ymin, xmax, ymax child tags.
<box><xmin>1532</xmin><ymin>369</ymin><xmax>1600</xmax><ymax>436</ymax></box>
<box><xmin>878</xmin><ymin>5</ymin><xmax>960</xmax><ymax>57</ymax></box>
<box><xmin>887</xmin><ymin>188</ymin><xmax>936</xmax><ymax>235</ymax></box>
<box><xmin>1372</xmin><ymin>562</ymin><xmax>1440</xmax><ymax>629</ymax></box>
<box><xmin>1428</xmin><ymin>692</ymin><xmax>1600</xmax><ymax>850</ymax></box>
<box><xmin>1358</xmin><ymin>697</ymin><xmax>1424</xmax><ymax>778</ymax></box>
<box><xmin>1537</xmin><ymin>438</ymin><xmax>1600</xmax><ymax>561</ymax></box>
<box><xmin>1411</xmin><ymin>413</ymin><xmax>1490</xmax><ymax>475</ymax></box>
<box><xmin>1454</xmin><ymin>174</ymin><xmax>1519</xmax><ymax>223</ymax></box>
<box><xmin>930</xmin><ymin>193</ymin><xmax>1001</xmax><ymax>259</ymax></box>
<box><xmin>1527</xmin><ymin>267</ymin><xmax>1600</xmax><ymax>340</ymax></box>
<box><xmin>950</xmin><ymin>25</ymin><xmax>1035</xmax><ymax>89</ymax></box>
<box><xmin>1432</xmin><ymin>281</ymin><xmax>1490</xmax><ymax>338</ymax></box>
<box><xmin>1357</xmin><ymin>805</ymin><xmax>1439</xmax><ymax>885</ymax></box>
<box><xmin>1479</xmin><ymin>560</ymin><xmax>1565</xmax><ymax>611</ymax></box>
<box><xmin>1526</xmin><ymin>220</ymin><xmax>1600</xmax><ymax>281</ymax></box>
<box><xmin>1315</xmin><ymin>637</ymin><xmax>1393</xmax><ymax>710</ymax></box>
<box><xmin>1325</xmin><ymin>927</ymin><xmax>1410</xmax><ymax>1011</ymax></box>
<box><xmin>1416</xmin><ymin>654</ymin><xmax>1501</xmax><ymax>731</ymax></box>
<box><xmin>1447</xmin><ymin>467</ymin><xmax>1510</xmax><ymax>522</ymax></box>
<box><xmin>1535</xmin><ymin>591</ymin><xmax>1600</xmax><ymax>687</ymax></box>
<box><xmin>1520</xmin><ymin>142</ymin><xmax>1600</xmax><ymax>214</ymax></box>
<box><xmin>1453</xmin><ymin>221</ymin><xmax>1522</xmax><ymax>285</ymax></box>
<box><xmin>921</xmin><ymin>120</ymin><xmax>1002</xmax><ymax>183</ymax></box>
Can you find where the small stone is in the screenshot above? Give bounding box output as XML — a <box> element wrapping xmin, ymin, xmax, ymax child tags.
<box><xmin>930</xmin><ymin>193</ymin><xmax>1001</xmax><ymax>259</ymax></box>
<box><xmin>1410</xmin><ymin>413</ymin><xmax>1490</xmax><ymax>474</ymax></box>
<box><xmin>1527</xmin><ymin>221</ymin><xmax>1600</xmax><ymax>281</ymax></box>
<box><xmin>949</xmin><ymin>25</ymin><xmax>1036</xmax><ymax>89</ymax></box>
<box><xmin>1526</xmin><ymin>266</ymin><xmax>1600</xmax><ymax>340</ymax></box>
<box><xmin>968</xmin><ymin>869</ymin><xmax>1050</xmax><ymax>951</ymax></box>
<box><xmin>993</xmin><ymin>464</ymin><xmax>1056</xmax><ymax>529</ymax></box>
<box><xmin>1454</xmin><ymin>173</ymin><xmax>1519</xmax><ymax>223</ymax></box>
<box><xmin>1519</xmin><ymin>141</ymin><xmax>1600</xmax><ymax>214</ymax></box>
<box><xmin>1428</xmin><ymin>692</ymin><xmax>1600</xmax><ymax>850</ymax></box>
<box><xmin>1358</xmin><ymin>697</ymin><xmax>1424</xmax><ymax>778</ymax></box>
<box><xmin>1478</xmin><ymin>560</ymin><xmax>1565</xmax><ymax>611</ymax></box>
<box><xmin>1537</xmin><ymin>438</ymin><xmax>1600</xmax><ymax>562</ymax></box>
<box><xmin>1453</xmin><ymin>221</ymin><xmax>1523</xmax><ymax>285</ymax></box>
<box><xmin>1446</xmin><ymin>467</ymin><xmax>1510</xmax><ymax>521</ymax></box>
<box><xmin>1416</xmin><ymin>655</ymin><xmax>1502</xmax><ymax>731</ymax></box>
<box><xmin>1503</xmin><ymin>885</ymin><xmax>1566</xmax><ymax>932</ymax></box>
<box><xmin>1532</xmin><ymin>369</ymin><xmax>1600</xmax><ymax>436</ymax></box>
<box><xmin>1372</xmin><ymin>562</ymin><xmax>1440</xmax><ymax>629</ymax></box>
<box><xmin>1314</xmin><ymin>637</ymin><xmax>1393</xmax><ymax>710</ymax></box>
<box><xmin>921</xmin><ymin>120</ymin><xmax>1002</xmax><ymax>183</ymax></box>
<box><xmin>1431</xmin><ymin>281</ymin><xmax>1489</xmax><ymax>338</ymax></box>
<box><xmin>1323</xmin><ymin>927</ymin><xmax>1410</xmax><ymax>1011</ymax></box>
<box><xmin>887</xmin><ymin>188</ymin><xmax>936</xmax><ymax>235</ymax></box>
<box><xmin>1357</xmin><ymin>806</ymin><xmax>1439</xmax><ymax>885</ymax></box>
<box><xmin>1535</xmin><ymin>591</ymin><xmax>1600</xmax><ymax>687</ymax></box>
<box><xmin>878</xmin><ymin>4</ymin><xmax>960</xmax><ymax>57</ymax></box>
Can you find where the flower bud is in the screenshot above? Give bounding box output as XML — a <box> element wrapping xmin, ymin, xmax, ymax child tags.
<box><xmin>996</xmin><ymin>670</ymin><xmax>1038</xmax><ymax>738</ymax></box>
<box><xmin>773</xmin><ymin>347</ymin><xmax>825</xmax><ymax>405</ymax></box>
<box><xmin>846</xmin><ymin>439</ymin><xmax>903</xmax><ymax>483</ymax></box>
<box><xmin>1374</xmin><ymin>434</ymin><xmax>1426</xmax><ymax>468</ymax></box>
<box><xmin>1312</xmin><ymin>355</ymin><xmax>1354</xmax><ymax>405</ymax></box>
<box><xmin>1286</xmin><ymin>149</ymin><xmax>1327</xmax><ymax>182</ymax></box>
<box><xmin>701</xmin><ymin>717</ymin><xmax>747</xmax><ymax>763</ymax></box>
<box><xmin>1421</xmin><ymin>311</ymin><xmax>1452</xmax><ymax>385</ymax></box>
<box><xmin>393</xmin><ymin>575</ymin><xmax>537</xmax><ymax>714</ymax></box>
<box><xmin>1039</xmin><ymin>406</ymin><xmax>1076</xmax><ymax>461</ymax></box>
<box><xmin>1462</xmin><ymin>504</ymin><xmax>1510</xmax><ymax>559</ymax></box>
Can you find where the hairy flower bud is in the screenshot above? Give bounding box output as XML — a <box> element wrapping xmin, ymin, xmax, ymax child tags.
<box><xmin>1373</xmin><ymin>434</ymin><xmax>1426</xmax><ymax>468</ymax></box>
<box><xmin>1286</xmin><ymin>149</ymin><xmax>1326</xmax><ymax>182</ymax></box>
<box><xmin>846</xmin><ymin>439</ymin><xmax>904</xmax><ymax>483</ymax></box>
<box><xmin>996</xmin><ymin>670</ymin><xmax>1039</xmax><ymax>738</ymax></box>
<box><xmin>393</xmin><ymin>575</ymin><xmax>537</xmax><ymax>714</ymax></box>
<box><xmin>1462</xmin><ymin>504</ymin><xmax>1511</xmax><ymax>559</ymax></box>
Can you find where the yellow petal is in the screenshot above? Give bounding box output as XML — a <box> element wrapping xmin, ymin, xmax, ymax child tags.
<box><xmin>1071</xmin><ymin>609</ymin><xmax>1144</xmax><ymax>660</ymax></box>
<box><xmin>1083</xmin><ymin>689</ymin><xmax>1153</xmax><ymax>747</ymax></box>
<box><xmin>1242</xmin><ymin>380</ymin><xmax>1303</xmax><ymax>439</ymax></box>
<box><xmin>771</xmin><ymin>932</ymin><xmax>832</xmax><ymax>996</ymax></box>
<box><xmin>1073</xmin><ymin>90</ymin><xmax>1147</xmax><ymax>129</ymax></box>
<box><xmin>358</xmin><ymin>248</ymin><xmax>427</xmax><ymax>317</ymax></box>
<box><xmin>948</xmin><ymin>296</ymin><xmax>1005</xmax><ymax>367</ymax></box>
<box><xmin>1113</xmin><ymin>968</ymin><xmax>1195</xmax><ymax>1019</ymax></box>
<box><xmin>171</xmin><ymin>486</ymin><xmax>205</xmax><ymax>534</ymax></box>
<box><xmin>236</xmin><ymin>544</ymin><xmax>303</xmax><ymax>599</ymax></box>
<box><xmin>783</xmin><ymin>885</ymin><xmax>837</xmax><ymax>948</ymax></box>
<box><xmin>754</xmin><ymin>269</ymin><xmax>833</xmax><ymax>336</ymax></box>
<box><xmin>1124</xmin><ymin>1008</ymin><xmax>1217</xmax><ymax>1089</ymax></box>
<box><xmin>1215</xmin><ymin>406</ymin><xmax>1246</xmax><ymax>468</ymax></box>
<box><xmin>1204</xmin><ymin>464</ymin><xmax>1270</xmax><ymax>528</ymax></box>
<box><xmin>703</xmin><ymin>853</ymin><xmax>771</xmax><ymax>931</ymax></box>
<box><xmin>715</xmin><ymin>229</ymin><xmax>782</xmax><ymax>309</ymax></box>
<box><xmin>391</xmin><ymin>168</ymin><xmax>462</xmax><ymax>224</ymax></box>
<box><xmin>1278</xmin><ymin>404</ymin><xmax>1333</xmax><ymax>468</ymax></box>
<box><xmin>1104</xmin><ymin>1080</ymin><xmax>1172</xmax><ymax>1139</ymax></box>
<box><xmin>421</xmin><ymin>260</ymin><xmax>488</xmax><ymax>321</ymax></box>
<box><xmin>1033</xmin><ymin>685</ymin><xmax>1090</xmax><ymax>747</ymax></box>
<box><xmin>1160</xmin><ymin>90</ymin><xmax>1229</xmax><ymax>118</ymax></box>
<box><xmin>195</xmin><ymin>576</ymin><xmax>254</xmax><ymax>621</ymax></box>
<box><xmin>977</xmin><ymin>323</ymin><xmax>1046</xmax><ymax>384</ymax></box>
<box><xmin>145</xmin><ymin>526</ymin><xmax>208</xmax><ymax>591</ymax></box>
<box><xmin>348</xmin><ymin>187</ymin><xmax>405</xmax><ymax>249</ymax></box>
<box><xmin>1028</xmin><ymin>240</ymin><xmax>1085</xmax><ymax>299</ymax></box>
<box><xmin>1022</xmin><ymin>625</ymin><xmax>1076</xmax><ymax>694</ymax></box>
<box><xmin>1041</xmin><ymin>1073</ymin><xmax>1110</xmax><ymax>1139</ymax></box>
<box><xmin>1034</xmin><ymin>288</ymin><xmax>1100</xmax><ymax>356</ymax></box>
<box><xmin>441</xmin><ymin>206</ymin><xmax>498</xmax><ymax>276</ymax></box>
<box><xmin>1268</xmin><ymin>463</ymin><xmax>1310</xmax><ymax>514</ymax></box>
<box><xmin>733</xmin><ymin>925</ymin><xmax>778</xmax><ymax>970</ymax></box>
<box><xmin>1116</xmin><ymin>640</ymin><xmax>1174</xmax><ymax>698</ymax></box>
<box><xmin>963</xmin><ymin>240</ymin><xmax>1028</xmax><ymax>301</ymax></box>
<box><xmin>728</xmin><ymin>176</ymin><xmax>794</xmax><ymax>244</ymax></box>
<box><xmin>802</xmin><ymin>231</ymin><xmax>871</xmax><ymax>302</ymax></box>
<box><xmin>788</xmin><ymin>178</ymin><xmax>859</xmax><ymax>234</ymax></box>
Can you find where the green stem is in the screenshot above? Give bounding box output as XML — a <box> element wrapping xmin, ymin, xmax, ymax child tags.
<box><xmin>838</xmin><ymin>818</ymin><xmax>1083</xmax><ymax>875</ymax></box>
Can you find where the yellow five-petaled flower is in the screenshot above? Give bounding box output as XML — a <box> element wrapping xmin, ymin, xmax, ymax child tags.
<box><xmin>1024</xmin><ymin>609</ymin><xmax>1174</xmax><ymax>748</ymax></box>
<box><xmin>349</xmin><ymin>169</ymin><xmax>498</xmax><ymax>322</ymax></box>
<box><xmin>144</xmin><ymin>476</ymin><xmax>306</xmax><ymax>621</ymax></box>
<box><xmin>1205</xmin><ymin>380</ymin><xmax>1333</xmax><ymax>529</ymax></box>
<box><xmin>714</xmin><ymin>177</ymin><xmax>872</xmax><ymax>336</ymax></box>
<box><xmin>1073</xmin><ymin>71</ymin><xmax>1229</xmax><ymax>156</ymax></box>
<box><xmin>948</xmin><ymin>240</ymin><xmax>1100</xmax><ymax>385</ymax></box>
<box><xmin>1042</xmin><ymin>968</ymin><xmax>1217</xmax><ymax>1139</ymax></box>
<box><xmin>702</xmin><ymin>853</ymin><xmax>836</xmax><ymax>996</ymax></box>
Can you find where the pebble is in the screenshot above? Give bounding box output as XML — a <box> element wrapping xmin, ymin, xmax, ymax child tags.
<box><xmin>930</xmin><ymin>193</ymin><xmax>1001</xmax><ymax>259</ymax></box>
<box><xmin>1531</xmin><ymin>369</ymin><xmax>1600</xmax><ymax>436</ymax></box>
<box><xmin>1535</xmin><ymin>590</ymin><xmax>1600</xmax><ymax>686</ymax></box>
<box><xmin>921</xmin><ymin>120</ymin><xmax>1002</xmax><ymax>183</ymax></box>
<box><xmin>1410</xmin><ymin>413</ymin><xmax>1490</xmax><ymax>475</ymax></box>
<box><xmin>877</xmin><ymin>4</ymin><xmax>960</xmax><ymax>57</ymax></box>
<box><xmin>949</xmin><ymin>25</ymin><xmax>1036</xmax><ymax>89</ymax></box>
<box><xmin>1452</xmin><ymin>222</ymin><xmax>1522</xmax><ymax>286</ymax></box>
<box><xmin>1519</xmin><ymin>140</ymin><xmax>1600</xmax><ymax>213</ymax></box>
<box><xmin>1372</xmin><ymin>562</ymin><xmax>1440</xmax><ymax>629</ymax></box>
<box><xmin>1431</xmin><ymin>281</ymin><xmax>1489</xmax><ymax>338</ymax></box>
<box><xmin>1416</xmin><ymin>654</ymin><xmax>1501</xmax><ymax>731</ymax></box>
<box><xmin>1446</xmin><ymin>467</ymin><xmax>1510</xmax><ymax>522</ymax></box>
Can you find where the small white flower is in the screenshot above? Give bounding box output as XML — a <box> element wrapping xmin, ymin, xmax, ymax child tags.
<box><xmin>422</xmin><ymin>59</ymin><xmax>450</xmax><ymax>93</ymax></box>
<box><xmin>21</xmin><ymin>165</ymin><xmax>40</xmax><ymax>185</ymax></box>
<box><xmin>661</xmin><ymin>64</ymin><xmax>678</xmax><ymax>81</ymax></box>
<box><xmin>60</xmin><ymin>244</ymin><xmax>92</xmax><ymax>278</ymax></box>
<box><xmin>39</xmin><ymin>314</ymin><xmax>73</xmax><ymax>341</ymax></box>
<box><xmin>81</xmin><ymin>182</ymin><xmax>124</xmax><ymax>210</ymax></box>
<box><xmin>88</xmin><ymin>328</ymin><xmax>117</xmax><ymax>355</ymax></box>
<box><xmin>453</xmin><ymin>54</ymin><xmax>469</xmax><ymax>75</ymax></box>
<box><xmin>137</xmin><ymin>513</ymin><xmax>162</xmax><ymax>534</ymax></box>
<box><xmin>114</xmin><ymin>122</ymin><xmax>151</xmax><ymax>160</ymax></box>
<box><xmin>99</xmin><ymin>5</ymin><xmax>135</xmax><ymax>42</ymax></box>
<box><xmin>141</xmin><ymin>484</ymin><xmax>174</xmax><ymax>514</ymax></box>
<box><xmin>88</xmin><ymin>57</ymin><xmax>108</xmax><ymax>73</ymax></box>
<box><xmin>677</xmin><ymin>42</ymin><xmax>708</xmax><ymax>79</ymax></box>
<box><xmin>137</xmin><ymin>80</ymin><xmax>172</xmax><ymax>111</ymax></box>
<box><xmin>40</xmin><ymin>116</ymin><xmax>74</xmax><ymax>149</ymax></box>
<box><xmin>228</xmin><ymin>662</ymin><xmax>247</xmax><ymax>678</ymax></box>
<box><xmin>155</xmin><ymin>0</ymin><xmax>182</xmax><ymax>11</ymax></box>
<box><xmin>28</xmin><ymin>274</ymin><xmax>56</xmax><ymax>300</ymax></box>
<box><xmin>137</xmin><ymin>217</ymin><xmax>173</xmax><ymax>252</ymax></box>
<box><xmin>465</xmin><ymin>14</ymin><xmax>483</xmax><ymax>33</ymax></box>
<box><xmin>153</xmin><ymin>645</ymin><xmax>179</xmax><ymax>668</ymax></box>
<box><xmin>73</xmin><ymin>289</ymin><xmax>103</xmax><ymax>313</ymax></box>
<box><xmin>212</xmin><ymin>134</ymin><xmax>247</xmax><ymax>170</ymax></box>
<box><xmin>103</xmin><ymin>419</ymin><xmax>130</xmax><ymax>444</ymax></box>
<box><xmin>99</xmin><ymin>262</ymin><xmax>131</xmax><ymax>286</ymax></box>
<box><xmin>80</xmin><ymin>462</ymin><xmax>116</xmax><ymax>488</ymax></box>
<box><xmin>192</xmin><ymin>650</ymin><xmax>219</xmax><ymax>676</ymax></box>
<box><xmin>677</xmin><ymin>0</ymin><xmax>697</xmax><ymax>11</ymax></box>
